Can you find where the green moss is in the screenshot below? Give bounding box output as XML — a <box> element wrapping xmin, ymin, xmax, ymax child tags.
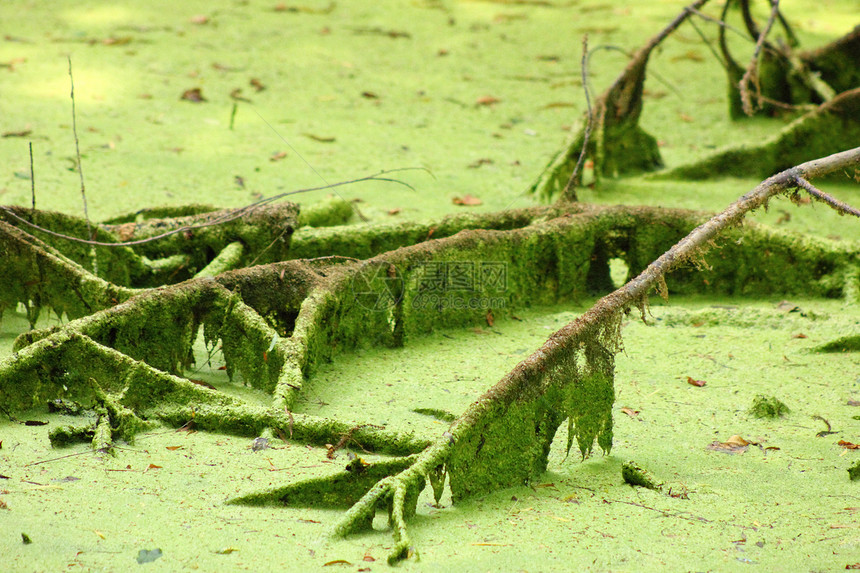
<box><xmin>228</xmin><ymin>455</ymin><xmax>418</xmax><ymax>509</ymax></box>
<box><xmin>814</xmin><ymin>335</ymin><xmax>860</xmax><ymax>353</ymax></box>
<box><xmin>849</xmin><ymin>461</ymin><xmax>860</xmax><ymax>481</ymax></box>
<box><xmin>749</xmin><ymin>395</ymin><xmax>791</xmax><ymax>419</ymax></box>
<box><xmin>48</xmin><ymin>424</ymin><xmax>96</xmax><ymax>447</ymax></box>
<box><xmin>297</xmin><ymin>196</ymin><xmax>353</xmax><ymax>228</ymax></box>
<box><xmin>621</xmin><ymin>461</ymin><xmax>662</xmax><ymax>491</ymax></box>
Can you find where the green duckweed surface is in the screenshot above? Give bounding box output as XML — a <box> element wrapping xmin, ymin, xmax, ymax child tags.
<box><xmin>1</xmin><ymin>0</ymin><xmax>859</xmax><ymax>571</ymax></box>
<box><xmin>2</xmin><ymin>297</ymin><xmax>859</xmax><ymax>571</ymax></box>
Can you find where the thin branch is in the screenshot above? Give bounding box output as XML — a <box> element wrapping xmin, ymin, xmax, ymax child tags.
<box><xmin>0</xmin><ymin>168</ymin><xmax>424</xmax><ymax>248</ymax></box>
<box><xmin>686</xmin><ymin>13</ymin><xmax>726</xmax><ymax>70</ymax></box>
<box><xmin>685</xmin><ymin>6</ymin><xmax>750</xmax><ymax>39</ymax></box>
<box><xmin>793</xmin><ymin>175</ymin><xmax>860</xmax><ymax>218</ymax></box>
<box><xmin>561</xmin><ymin>35</ymin><xmax>591</xmax><ymax>202</ymax></box>
<box><xmin>739</xmin><ymin>0</ymin><xmax>781</xmax><ymax>116</ymax></box>
<box><xmin>28</xmin><ymin>141</ymin><xmax>35</xmax><ymax>211</ymax></box>
<box><xmin>253</xmin><ymin>107</ymin><xmax>371</xmax><ymax>221</ymax></box>
<box><xmin>68</xmin><ymin>57</ymin><xmax>92</xmax><ymax>240</ymax></box>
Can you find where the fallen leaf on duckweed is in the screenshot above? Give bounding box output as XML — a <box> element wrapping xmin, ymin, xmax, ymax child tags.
<box><xmin>468</xmin><ymin>158</ymin><xmax>493</xmax><ymax>168</ymax></box>
<box><xmin>99</xmin><ymin>36</ymin><xmax>132</xmax><ymax>46</ymax></box>
<box><xmin>708</xmin><ymin>435</ymin><xmax>752</xmax><ymax>454</ymax></box>
<box><xmin>270</xmin><ymin>151</ymin><xmax>288</xmax><ymax>162</ymax></box>
<box><xmin>476</xmin><ymin>95</ymin><xmax>500</xmax><ymax>106</ymax></box>
<box><xmin>230</xmin><ymin>88</ymin><xmax>251</xmax><ymax>102</ymax></box>
<box><xmin>621</xmin><ymin>407</ymin><xmax>640</xmax><ymax>418</ymax></box>
<box><xmin>686</xmin><ymin>376</ymin><xmax>706</xmax><ymax>387</ymax></box>
<box><xmin>776</xmin><ymin>300</ymin><xmax>801</xmax><ymax>313</ymax></box>
<box><xmin>838</xmin><ymin>440</ymin><xmax>860</xmax><ymax>450</ymax></box>
<box><xmin>302</xmin><ymin>133</ymin><xmax>336</xmax><ymax>143</ymax></box>
<box><xmin>323</xmin><ymin>560</ymin><xmax>352</xmax><ymax>566</ymax></box>
<box><xmin>181</xmin><ymin>88</ymin><xmax>206</xmax><ymax>102</ymax></box>
<box><xmin>215</xmin><ymin>547</ymin><xmax>239</xmax><ymax>554</ymax></box>
<box><xmin>452</xmin><ymin>194</ymin><xmax>482</xmax><ymax>206</ymax></box>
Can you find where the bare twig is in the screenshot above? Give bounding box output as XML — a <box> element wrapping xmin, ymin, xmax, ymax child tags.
<box><xmin>28</xmin><ymin>141</ymin><xmax>35</xmax><ymax>211</ymax></box>
<box><xmin>793</xmin><ymin>175</ymin><xmax>860</xmax><ymax>218</ymax></box>
<box><xmin>253</xmin><ymin>108</ymin><xmax>370</xmax><ymax>221</ymax></box>
<box><xmin>0</xmin><ymin>168</ymin><xmax>424</xmax><ymax>248</ymax></box>
<box><xmin>685</xmin><ymin>6</ymin><xmax>749</xmax><ymax>39</ymax></box>
<box><xmin>739</xmin><ymin>0</ymin><xmax>781</xmax><ymax>116</ymax></box>
<box><xmin>68</xmin><ymin>57</ymin><xmax>92</xmax><ymax>240</ymax></box>
<box><xmin>561</xmin><ymin>35</ymin><xmax>591</xmax><ymax>202</ymax></box>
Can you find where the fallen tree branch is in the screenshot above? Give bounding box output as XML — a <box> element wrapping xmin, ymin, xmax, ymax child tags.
<box><xmin>329</xmin><ymin>147</ymin><xmax>860</xmax><ymax>563</ymax></box>
<box><xmin>0</xmin><ymin>168</ymin><xmax>421</xmax><ymax>248</ymax></box>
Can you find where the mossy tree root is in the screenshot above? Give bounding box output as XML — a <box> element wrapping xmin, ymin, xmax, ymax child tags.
<box><xmin>528</xmin><ymin>0</ymin><xmax>709</xmax><ymax>201</ymax></box>
<box><xmin>0</xmin><ymin>149</ymin><xmax>856</xmax><ymax>561</ymax></box>
<box><xmin>325</xmin><ymin>148</ymin><xmax>860</xmax><ymax>562</ymax></box>
<box><xmin>660</xmin><ymin>88</ymin><xmax>860</xmax><ymax>180</ymax></box>
<box><xmin>719</xmin><ymin>0</ymin><xmax>859</xmax><ymax>118</ymax></box>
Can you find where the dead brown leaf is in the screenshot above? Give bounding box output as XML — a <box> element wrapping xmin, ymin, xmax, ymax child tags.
<box><xmin>230</xmin><ymin>88</ymin><xmax>251</xmax><ymax>102</ymax></box>
<box><xmin>452</xmin><ymin>194</ymin><xmax>482</xmax><ymax>206</ymax></box>
<box><xmin>671</xmin><ymin>50</ymin><xmax>704</xmax><ymax>62</ymax></box>
<box><xmin>838</xmin><ymin>440</ymin><xmax>860</xmax><ymax>450</ymax></box>
<box><xmin>100</xmin><ymin>36</ymin><xmax>132</xmax><ymax>46</ymax></box>
<box><xmin>180</xmin><ymin>88</ymin><xmax>206</xmax><ymax>102</ymax></box>
<box><xmin>270</xmin><ymin>151</ymin><xmax>288</xmax><ymax>162</ymax></box>
<box><xmin>776</xmin><ymin>300</ymin><xmax>801</xmax><ymax>313</ymax></box>
<box><xmin>303</xmin><ymin>133</ymin><xmax>336</xmax><ymax>143</ymax></box>
<box><xmin>2</xmin><ymin>129</ymin><xmax>32</xmax><ymax>138</ymax></box>
<box><xmin>707</xmin><ymin>435</ymin><xmax>752</xmax><ymax>454</ymax></box>
<box><xmin>476</xmin><ymin>95</ymin><xmax>501</xmax><ymax>106</ymax></box>
<box><xmin>686</xmin><ymin>376</ymin><xmax>706</xmax><ymax>387</ymax></box>
<box><xmin>468</xmin><ymin>158</ymin><xmax>494</xmax><ymax>168</ymax></box>
<box><xmin>621</xmin><ymin>407</ymin><xmax>640</xmax><ymax>418</ymax></box>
